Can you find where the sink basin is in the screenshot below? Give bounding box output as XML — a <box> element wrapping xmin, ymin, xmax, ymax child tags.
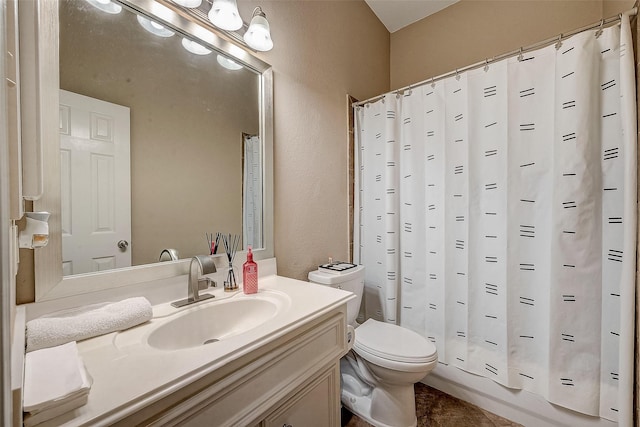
<box><xmin>147</xmin><ymin>296</ymin><xmax>280</xmax><ymax>351</ymax></box>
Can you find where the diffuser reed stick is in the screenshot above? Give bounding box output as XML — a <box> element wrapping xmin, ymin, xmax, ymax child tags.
<box><xmin>221</xmin><ymin>233</ymin><xmax>240</xmax><ymax>291</ymax></box>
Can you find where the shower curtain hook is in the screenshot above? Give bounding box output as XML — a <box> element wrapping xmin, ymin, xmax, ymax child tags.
<box><xmin>595</xmin><ymin>19</ymin><xmax>604</xmax><ymax>38</ymax></box>
<box><xmin>430</xmin><ymin>77</ymin><xmax>436</xmax><ymax>88</ymax></box>
<box><xmin>455</xmin><ymin>69</ymin><xmax>460</xmax><ymax>81</ymax></box>
<box><xmin>517</xmin><ymin>47</ymin><xmax>524</xmax><ymax>62</ymax></box>
<box><xmin>555</xmin><ymin>34</ymin><xmax>563</xmax><ymax>50</ymax></box>
<box><xmin>406</xmin><ymin>85</ymin><xmax>412</xmax><ymax>96</ymax></box>
<box><xmin>483</xmin><ymin>58</ymin><xmax>490</xmax><ymax>72</ymax></box>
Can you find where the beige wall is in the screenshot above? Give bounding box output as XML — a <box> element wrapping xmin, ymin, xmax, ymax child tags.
<box><xmin>237</xmin><ymin>0</ymin><xmax>391</xmax><ymax>280</ymax></box>
<box><xmin>635</xmin><ymin>9</ymin><xmax>639</xmax><ymax>425</ymax></box>
<box><xmin>390</xmin><ymin>0</ymin><xmax>634</xmax><ymax>90</ymax></box>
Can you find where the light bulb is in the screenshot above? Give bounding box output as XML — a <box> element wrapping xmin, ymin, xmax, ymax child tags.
<box><xmin>243</xmin><ymin>8</ymin><xmax>273</xmax><ymax>52</ymax></box>
<box><xmin>208</xmin><ymin>0</ymin><xmax>242</xmax><ymax>31</ymax></box>
<box><xmin>172</xmin><ymin>0</ymin><xmax>202</xmax><ymax>7</ymax></box>
<box><xmin>136</xmin><ymin>15</ymin><xmax>175</xmax><ymax>37</ymax></box>
<box><xmin>182</xmin><ymin>38</ymin><xmax>212</xmax><ymax>55</ymax></box>
<box><xmin>85</xmin><ymin>0</ymin><xmax>122</xmax><ymax>14</ymax></box>
<box><xmin>216</xmin><ymin>55</ymin><xmax>243</xmax><ymax>70</ymax></box>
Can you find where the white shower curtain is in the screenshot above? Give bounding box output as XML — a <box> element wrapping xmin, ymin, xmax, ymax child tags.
<box><xmin>243</xmin><ymin>134</ymin><xmax>262</xmax><ymax>248</ymax></box>
<box><xmin>354</xmin><ymin>17</ymin><xmax>636</xmax><ymax>421</ymax></box>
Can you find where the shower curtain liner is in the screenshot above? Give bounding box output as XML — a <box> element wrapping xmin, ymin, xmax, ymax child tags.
<box><xmin>243</xmin><ymin>134</ymin><xmax>262</xmax><ymax>248</ymax></box>
<box><xmin>354</xmin><ymin>15</ymin><xmax>636</xmax><ymax>422</ymax></box>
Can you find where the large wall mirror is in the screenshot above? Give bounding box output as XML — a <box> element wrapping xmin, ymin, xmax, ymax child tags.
<box><xmin>28</xmin><ymin>0</ymin><xmax>273</xmax><ymax>301</ymax></box>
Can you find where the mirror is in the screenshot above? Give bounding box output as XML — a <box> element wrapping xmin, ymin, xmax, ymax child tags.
<box><xmin>29</xmin><ymin>0</ymin><xmax>274</xmax><ymax>300</ymax></box>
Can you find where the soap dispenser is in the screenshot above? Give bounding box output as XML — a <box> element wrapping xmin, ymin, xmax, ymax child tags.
<box><xmin>243</xmin><ymin>246</ymin><xmax>258</xmax><ymax>294</ymax></box>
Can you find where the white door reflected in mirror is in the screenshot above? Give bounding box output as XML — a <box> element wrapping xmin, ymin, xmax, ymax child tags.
<box><xmin>59</xmin><ymin>90</ymin><xmax>132</xmax><ymax>276</ymax></box>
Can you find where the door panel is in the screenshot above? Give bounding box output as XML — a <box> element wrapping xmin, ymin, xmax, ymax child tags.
<box><xmin>59</xmin><ymin>90</ymin><xmax>131</xmax><ymax>275</ymax></box>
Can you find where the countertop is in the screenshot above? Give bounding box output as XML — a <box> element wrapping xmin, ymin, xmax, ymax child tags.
<box><xmin>30</xmin><ymin>274</ymin><xmax>352</xmax><ymax>426</ymax></box>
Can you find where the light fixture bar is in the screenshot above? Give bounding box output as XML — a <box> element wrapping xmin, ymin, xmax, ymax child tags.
<box><xmin>165</xmin><ymin>0</ymin><xmax>272</xmax><ymax>52</ymax></box>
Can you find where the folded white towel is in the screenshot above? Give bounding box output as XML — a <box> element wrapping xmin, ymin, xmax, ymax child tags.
<box><xmin>23</xmin><ymin>342</ymin><xmax>92</xmax><ymax>413</ymax></box>
<box><xmin>23</xmin><ymin>393</ymin><xmax>88</xmax><ymax>427</ymax></box>
<box><xmin>26</xmin><ymin>296</ymin><xmax>153</xmax><ymax>352</ymax></box>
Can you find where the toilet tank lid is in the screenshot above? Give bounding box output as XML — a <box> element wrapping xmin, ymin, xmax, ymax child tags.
<box><xmin>308</xmin><ymin>264</ymin><xmax>364</xmax><ymax>285</ymax></box>
<box><xmin>354</xmin><ymin>319</ymin><xmax>437</xmax><ymax>364</ymax></box>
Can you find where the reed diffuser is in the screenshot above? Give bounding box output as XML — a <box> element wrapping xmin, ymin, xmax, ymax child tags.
<box><xmin>220</xmin><ymin>233</ymin><xmax>240</xmax><ymax>291</ymax></box>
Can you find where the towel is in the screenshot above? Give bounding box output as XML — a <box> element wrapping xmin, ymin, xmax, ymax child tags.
<box><xmin>23</xmin><ymin>394</ymin><xmax>88</xmax><ymax>427</ymax></box>
<box><xmin>26</xmin><ymin>296</ymin><xmax>153</xmax><ymax>352</ymax></box>
<box><xmin>23</xmin><ymin>342</ymin><xmax>92</xmax><ymax>414</ymax></box>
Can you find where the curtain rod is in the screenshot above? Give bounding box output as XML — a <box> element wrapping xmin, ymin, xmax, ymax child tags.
<box><xmin>353</xmin><ymin>6</ymin><xmax>638</xmax><ymax>108</ymax></box>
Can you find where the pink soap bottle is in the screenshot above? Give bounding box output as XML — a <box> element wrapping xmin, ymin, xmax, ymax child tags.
<box><xmin>243</xmin><ymin>246</ymin><xmax>258</xmax><ymax>294</ymax></box>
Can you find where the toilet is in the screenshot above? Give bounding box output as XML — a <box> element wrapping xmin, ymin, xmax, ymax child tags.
<box><xmin>309</xmin><ymin>263</ymin><xmax>438</xmax><ymax>427</ymax></box>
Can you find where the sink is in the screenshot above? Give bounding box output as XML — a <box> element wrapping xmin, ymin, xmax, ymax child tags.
<box><xmin>146</xmin><ymin>295</ymin><xmax>282</xmax><ymax>351</ymax></box>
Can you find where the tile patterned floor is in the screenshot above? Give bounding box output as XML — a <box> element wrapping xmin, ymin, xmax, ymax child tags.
<box><xmin>343</xmin><ymin>383</ymin><xmax>522</xmax><ymax>427</ymax></box>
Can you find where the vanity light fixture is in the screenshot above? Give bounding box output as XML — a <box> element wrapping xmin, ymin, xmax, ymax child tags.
<box><xmin>136</xmin><ymin>15</ymin><xmax>175</xmax><ymax>37</ymax></box>
<box><xmin>85</xmin><ymin>0</ymin><xmax>122</xmax><ymax>14</ymax></box>
<box><xmin>216</xmin><ymin>54</ymin><xmax>243</xmax><ymax>70</ymax></box>
<box><xmin>243</xmin><ymin>7</ymin><xmax>273</xmax><ymax>52</ymax></box>
<box><xmin>208</xmin><ymin>0</ymin><xmax>243</xmax><ymax>31</ymax></box>
<box><xmin>171</xmin><ymin>0</ymin><xmax>202</xmax><ymax>7</ymax></box>
<box><xmin>168</xmin><ymin>0</ymin><xmax>276</xmax><ymax>52</ymax></box>
<box><xmin>181</xmin><ymin>38</ymin><xmax>212</xmax><ymax>55</ymax></box>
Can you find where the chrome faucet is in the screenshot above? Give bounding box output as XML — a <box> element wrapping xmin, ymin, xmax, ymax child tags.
<box><xmin>171</xmin><ymin>255</ymin><xmax>217</xmax><ymax>308</ymax></box>
<box><xmin>158</xmin><ymin>248</ymin><xmax>179</xmax><ymax>261</ymax></box>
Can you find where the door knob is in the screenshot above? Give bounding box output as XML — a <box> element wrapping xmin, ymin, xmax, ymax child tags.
<box><xmin>117</xmin><ymin>240</ymin><xmax>129</xmax><ymax>251</ymax></box>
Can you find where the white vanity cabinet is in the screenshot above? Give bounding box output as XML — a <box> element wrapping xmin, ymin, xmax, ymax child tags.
<box><xmin>110</xmin><ymin>307</ymin><xmax>346</xmax><ymax>427</ymax></box>
<box><xmin>261</xmin><ymin>363</ymin><xmax>339</xmax><ymax>427</ymax></box>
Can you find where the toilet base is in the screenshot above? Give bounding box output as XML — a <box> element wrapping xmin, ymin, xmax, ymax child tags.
<box><xmin>340</xmin><ymin>367</ymin><xmax>418</xmax><ymax>427</ymax></box>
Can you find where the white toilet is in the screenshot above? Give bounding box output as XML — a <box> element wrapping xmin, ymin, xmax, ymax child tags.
<box><xmin>309</xmin><ymin>263</ymin><xmax>438</xmax><ymax>427</ymax></box>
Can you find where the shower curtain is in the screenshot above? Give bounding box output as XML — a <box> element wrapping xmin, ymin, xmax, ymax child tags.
<box><xmin>354</xmin><ymin>16</ymin><xmax>636</xmax><ymax>421</ymax></box>
<box><xmin>243</xmin><ymin>134</ymin><xmax>262</xmax><ymax>248</ymax></box>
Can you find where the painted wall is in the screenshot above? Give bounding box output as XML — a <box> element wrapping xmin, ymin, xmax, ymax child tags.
<box><xmin>390</xmin><ymin>0</ymin><xmax>634</xmax><ymax>90</ymax></box>
<box><xmin>237</xmin><ymin>0</ymin><xmax>391</xmax><ymax>280</ymax></box>
<box><xmin>635</xmin><ymin>12</ymin><xmax>639</xmax><ymax>426</ymax></box>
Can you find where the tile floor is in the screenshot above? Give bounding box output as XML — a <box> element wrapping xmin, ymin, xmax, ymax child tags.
<box><xmin>342</xmin><ymin>383</ymin><xmax>522</xmax><ymax>427</ymax></box>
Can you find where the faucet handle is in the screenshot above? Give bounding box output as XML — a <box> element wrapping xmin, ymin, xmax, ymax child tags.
<box><xmin>198</xmin><ymin>277</ymin><xmax>216</xmax><ymax>290</ymax></box>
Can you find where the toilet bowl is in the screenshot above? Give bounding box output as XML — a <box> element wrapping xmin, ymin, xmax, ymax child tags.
<box><xmin>309</xmin><ymin>263</ymin><xmax>438</xmax><ymax>427</ymax></box>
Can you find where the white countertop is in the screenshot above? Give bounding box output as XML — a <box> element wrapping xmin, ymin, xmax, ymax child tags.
<box><xmin>32</xmin><ymin>274</ymin><xmax>353</xmax><ymax>427</ymax></box>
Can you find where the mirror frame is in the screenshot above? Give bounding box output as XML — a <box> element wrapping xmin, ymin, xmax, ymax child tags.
<box><xmin>30</xmin><ymin>0</ymin><xmax>274</xmax><ymax>301</ymax></box>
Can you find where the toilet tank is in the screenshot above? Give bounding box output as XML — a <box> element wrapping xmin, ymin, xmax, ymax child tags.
<box><xmin>308</xmin><ymin>263</ymin><xmax>364</xmax><ymax>326</ymax></box>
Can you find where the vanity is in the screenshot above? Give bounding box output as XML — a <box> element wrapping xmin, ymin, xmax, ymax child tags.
<box><xmin>21</xmin><ymin>262</ymin><xmax>353</xmax><ymax>426</ymax></box>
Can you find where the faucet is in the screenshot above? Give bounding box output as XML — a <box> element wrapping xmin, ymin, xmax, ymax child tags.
<box><xmin>158</xmin><ymin>248</ymin><xmax>179</xmax><ymax>261</ymax></box>
<box><xmin>171</xmin><ymin>255</ymin><xmax>217</xmax><ymax>308</ymax></box>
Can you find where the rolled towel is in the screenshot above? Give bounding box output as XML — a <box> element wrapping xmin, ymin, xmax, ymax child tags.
<box><xmin>26</xmin><ymin>297</ymin><xmax>153</xmax><ymax>352</ymax></box>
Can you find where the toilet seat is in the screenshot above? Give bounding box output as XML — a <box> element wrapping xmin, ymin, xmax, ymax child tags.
<box><xmin>353</xmin><ymin>319</ymin><xmax>438</xmax><ymax>372</ymax></box>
